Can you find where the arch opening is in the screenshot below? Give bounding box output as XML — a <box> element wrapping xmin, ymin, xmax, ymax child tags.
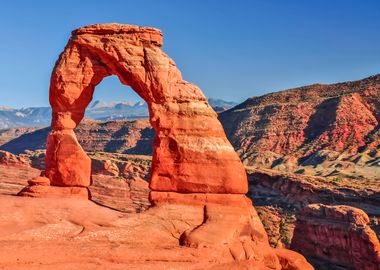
<box><xmin>87</xmin><ymin>75</ymin><xmax>153</xmax><ymax>211</ymax></box>
<box><xmin>85</xmin><ymin>75</ymin><xmax>149</xmax><ymax>121</ymax></box>
<box><xmin>66</xmin><ymin>74</ymin><xmax>154</xmax><ymax>211</ymax></box>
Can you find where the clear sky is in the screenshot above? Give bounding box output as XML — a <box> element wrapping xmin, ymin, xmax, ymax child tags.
<box><xmin>0</xmin><ymin>0</ymin><xmax>379</xmax><ymax>108</ymax></box>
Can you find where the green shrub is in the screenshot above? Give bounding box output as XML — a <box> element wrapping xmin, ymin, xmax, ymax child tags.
<box><xmin>332</xmin><ymin>177</ymin><xmax>341</xmax><ymax>183</ymax></box>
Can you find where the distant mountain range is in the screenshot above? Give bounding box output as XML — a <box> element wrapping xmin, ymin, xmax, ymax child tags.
<box><xmin>0</xmin><ymin>98</ymin><xmax>237</xmax><ymax>129</ymax></box>
<box><xmin>0</xmin><ymin>74</ymin><xmax>379</xmax><ymax>183</ymax></box>
<box><xmin>0</xmin><ymin>107</ymin><xmax>51</xmax><ymax>129</ymax></box>
<box><xmin>85</xmin><ymin>100</ymin><xmax>148</xmax><ymax>121</ymax></box>
<box><xmin>207</xmin><ymin>98</ymin><xmax>238</xmax><ymax>112</ymax></box>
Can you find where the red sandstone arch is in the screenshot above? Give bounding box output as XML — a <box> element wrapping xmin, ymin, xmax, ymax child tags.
<box><xmin>17</xmin><ymin>25</ymin><xmax>315</xmax><ymax>268</ymax></box>
<box><xmin>19</xmin><ymin>24</ymin><xmax>248</xmax><ymax>201</ymax></box>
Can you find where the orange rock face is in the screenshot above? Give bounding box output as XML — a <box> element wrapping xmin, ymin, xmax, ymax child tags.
<box><xmin>45</xmin><ymin>130</ymin><xmax>91</xmax><ymax>187</ymax></box>
<box><xmin>19</xmin><ymin>23</ymin><xmax>247</xmax><ymax>197</ymax></box>
<box><xmin>291</xmin><ymin>204</ymin><xmax>380</xmax><ymax>270</ymax></box>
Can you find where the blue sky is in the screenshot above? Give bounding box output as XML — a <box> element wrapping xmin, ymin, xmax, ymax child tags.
<box><xmin>0</xmin><ymin>0</ymin><xmax>379</xmax><ymax>108</ymax></box>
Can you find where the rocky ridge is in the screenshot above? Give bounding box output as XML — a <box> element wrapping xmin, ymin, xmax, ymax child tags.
<box><xmin>219</xmin><ymin>74</ymin><xmax>380</xmax><ymax>182</ymax></box>
<box><xmin>0</xmin><ymin>119</ymin><xmax>153</xmax><ymax>155</ymax></box>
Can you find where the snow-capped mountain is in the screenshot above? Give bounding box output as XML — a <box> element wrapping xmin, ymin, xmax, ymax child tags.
<box><xmin>0</xmin><ymin>98</ymin><xmax>237</xmax><ymax>129</ymax></box>
<box><xmin>0</xmin><ymin>107</ymin><xmax>51</xmax><ymax>129</ymax></box>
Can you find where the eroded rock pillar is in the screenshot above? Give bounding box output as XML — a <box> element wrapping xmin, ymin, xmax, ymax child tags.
<box><xmin>19</xmin><ymin>111</ymin><xmax>91</xmax><ymax>198</ymax></box>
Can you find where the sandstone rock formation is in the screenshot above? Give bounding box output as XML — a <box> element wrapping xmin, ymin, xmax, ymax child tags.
<box><xmin>19</xmin><ymin>23</ymin><xmax>247</xmax><ymax>199</ymax></box>
<box><xmin>247</xmin><ymin>166</ymin><xmax>380</xmax><ymax>250</ymax></box>
<box><xmin>77</xmin><ymin>119</ymin><xmax>153</xmax><ymax>155</ymax></box>
<box><xmin>0</xmin><ymin>150</ymin><xmax>30</xmax><ymax>167</ymax></box>
<box><xmin>15</xmin><ymin>23</ymin><xmax>314</xmax><ymax>269</ymax></box>
<box><xmin>0</xmin><ymin>151</ymin><xmax>151</xmax><ymax>213</ymax></box>
<box><xmin>291</xmin><ymin>204</ymin><xmax>380</xmax><ymax>270</ymax></box>
<box><xmin>0</xmin><ymin>164</ymin><xmax>40</xmax><ymax>196</ymax></box>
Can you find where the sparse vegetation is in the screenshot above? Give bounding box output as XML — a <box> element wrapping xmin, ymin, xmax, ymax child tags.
<box><xmin>332</xmin><ymin>177</ymin><xmax>342</xmax><ymax>183</ymax></box>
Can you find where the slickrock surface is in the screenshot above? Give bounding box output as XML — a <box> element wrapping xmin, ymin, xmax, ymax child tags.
<box><xmin>0</xmin><ymin>165</ymin><xmax>40</xmax><ymax>196</ymax></box>
<box><xmin>0</xmin><ymin>164</ymin><xmax>312</xmax><ymax>270</ymax></box>
<box><xmin>0</xmin><ymin>195</ymin><xmax>228</xmax><ymax>270</ymax></box>
<box><xmin>291</xmin><ymin>204</ymin><xmax>380</xmax><ymax>270</ymax></box>
<box><xmin>0</xmin><ymin>194</ymin><xmax>314</xmax><ymax>270</ymax></box>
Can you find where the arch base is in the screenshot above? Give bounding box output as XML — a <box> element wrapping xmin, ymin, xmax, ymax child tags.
<box><xmin>18</xmin><ymin>185</ymin><xmax>90</xmax><ymax>199</ymax></box>
<box><xmin>149</xmin><ymin>191</ymin><xmax>250</xmax><ymax>207</ymax></box>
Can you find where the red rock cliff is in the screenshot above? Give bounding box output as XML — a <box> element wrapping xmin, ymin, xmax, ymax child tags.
<box><xmin>220</xmin><ymin>74</ymin><xmax>380</xmax><ymax>165</ymax></box>
<box><xmin>291</xmin><ymin>204</ymin><xmax>380</xmax><ymax>270</ymax></box>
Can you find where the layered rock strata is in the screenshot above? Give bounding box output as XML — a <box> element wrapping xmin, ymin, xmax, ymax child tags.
<box><xmin>291</xmin><ymin>204</ymin><xmax>380</xmax><ymax>270</ymax></box>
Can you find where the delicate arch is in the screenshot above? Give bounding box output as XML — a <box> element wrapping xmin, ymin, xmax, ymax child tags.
<box><xmin>17</xmin><ymin>25</ymin><xmax>315</xmax><ymax>270</ymax></box>
<box><xmin>22</xmin><ymin>24</ymin><xmax>248</xmax><ymax>201</ymax></box>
